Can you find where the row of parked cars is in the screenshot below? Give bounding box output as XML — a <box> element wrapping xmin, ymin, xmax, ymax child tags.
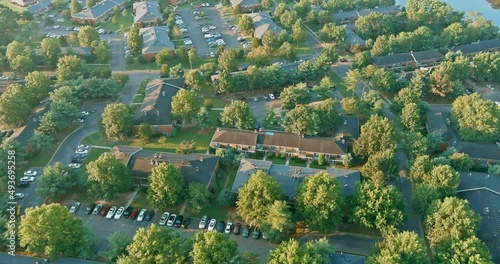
<box><xmin>200</xmin><ymin>24</ymin><xmax>226</xmax><ymax>48</ymax></box>
<box><xmin>197</xmin><ymin>215</ymin><xmax>263</xmax><ymax>239</ymax></box>
<box><xmin>70</xmin><ymin>202</ymin><xmax>160</xmax><ymax>222</ymax></box>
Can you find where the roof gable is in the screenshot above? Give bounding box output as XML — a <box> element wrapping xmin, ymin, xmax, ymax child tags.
<box><xmin>450</xmin><ymin>39</ymin><xmax>500</xmax><ymax>54</ymax></box>
<box><xmin>250</xmin><ymin>12</ymin><xmax>283</xmax><ymax>38</ymax></box>
<box><xmin>140</xmin><ymin>26</ymin><xmax>175</xmax><ymax>54</ymax></box>
<box><xmin>133</xmin><ymin>1</ymin><xmax>163</xmax><ymax>23</ymax></box>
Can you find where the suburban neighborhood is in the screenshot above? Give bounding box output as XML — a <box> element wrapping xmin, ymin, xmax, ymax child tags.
<box><xmin>0</xmin><ymin>0</ymin><xmax>499</xmax><ymax>263</ymax></box>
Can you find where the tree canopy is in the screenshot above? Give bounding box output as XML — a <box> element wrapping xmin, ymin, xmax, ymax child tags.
<box><xmin>171</xmin><ymin>89</ymin><xmax>201</xmax><ymax>122</ymax></box>
<box><xmin>220</xmin><ymin>101</ymin><xmax>256</xmax><ymax>130</ymax></box>
<box><xmin>353</xmin><ymin>115</ymin><xmax>397</xmax><ymax>158</ymax></box>
<box><xmin>147</xmin><ymin>162</ymin><xmax>184</xmax><ymax>208</ymax></box>
<box><xmin>267</xmin><ymin>238</ymin><xmax>334</xmax><ymax>264</ymax></box>
<box><xmin>191</xmin><ymin>231</ymin><xmax>238</xmax><ymax>264</ymax></box>
<box><xmin>282</xmin><ymin>105</ymin><xmax>319</xmax><ymax>136</ymax></box>
<box><xmin>102</xmin><ymin>103</ymin><xmax>133</xmax><ymax>140</ymax></box>
<box><xmin>86</xmin><ymin>152</ymin><xmax>133</xmax><ymax>200</ymax></box>
<box><xmin>36</xmin><ymin>162</ymin><xmax>79</xmax><ymax>198</ymax></box>
<box><xmin>367</xmin><ymin>231</ymin><xmax>427</xmax><ymax>264</ymax></box>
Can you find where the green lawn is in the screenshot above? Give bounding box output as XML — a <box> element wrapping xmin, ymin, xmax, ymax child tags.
<box><xmin>330</xmin><ymin>72</ymin><xmax>358</xmax><ymax>98</ymax></box>
<box><xmin>76</xmin><ymin>148</ymin><xmax>109</xmax><ymax>178</ymax></box>
<box><xmin>266</xmin><ymin>155</ymin><xmax>286</xmax><ymax>165</ymax></box>
<box><xmin>0</xmin><ymin>0</ymin><xmax>25</xmax><ymax>11</ymax></box>
<box><xmin>137</xmin><ymin>78</ymin><xmax>150</xmax><ymax>95</ymax></box>
<box><xmin>130</xmin><ymin>104</ymin><xmax>141</xmax><ymax>113</ymax></box>
<box><xmin>132</xmin><ymin>94</ymin><xmax>145</xmax><ymax>103</ymax></box>
<box><xmin>129</xmin><ymin>127</ymin><xmax>215</xmax><ymax>153</ymax></box>
<box><xmin>100</xmin><ymin>13</ymin><xmax>134</xmax><ymax>32</ymax></box>
<box><xmin>295</xmin><ymin>42</ymin><xmax>313</xmax><ymax>55</ymax></box>
<box><xmin>81</xmin><ymin>131</ymin><xmax>117</xmax><ymax>147</ymax></box>
<box><xmin>309</xmin><ymin>161</ymin><xmax>328</xmax><ymax>170</ymax></box>
<box><xmin>288</xmin><ymin>157</ymin><xmax>307</xmax><ymax>167</ymax></box>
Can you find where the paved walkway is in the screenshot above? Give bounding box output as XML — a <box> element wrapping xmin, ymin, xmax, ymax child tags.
<box><xmin>125</xmin><ymin>188</ymin><xmax>140</xmax><ymax>208</ymax></box>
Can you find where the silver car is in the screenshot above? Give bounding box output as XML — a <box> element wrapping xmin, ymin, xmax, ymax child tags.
<box><xmin>137</xmin><ymin>209</ymin><xmax>147</xmax><ymax>221</ymax></box>
<box><xmin>198</xmin><ymin>215</ymin><xmax>208</xmax><ymax>229</ymax></box>
<box><xmin>114</xmin><ymin>207</ymin><xmax>125</xmax><ymax>219</ymax></box>
<box><xmin>106</xmin><ymin>206</ymin><xmax>117</xmax><ymax>219</ymax></box>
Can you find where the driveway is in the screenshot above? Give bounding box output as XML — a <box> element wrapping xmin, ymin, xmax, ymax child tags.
<box><xmin>109</xmin><ymin>37</ymin><xmax>126</xmax><ymax>71</ymax></box>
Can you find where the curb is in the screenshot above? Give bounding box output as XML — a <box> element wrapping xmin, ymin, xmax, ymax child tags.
<box><xmin>47</xmin><ymin>124</ymin><xmax>83</xmax><ymax>165</ymax></box>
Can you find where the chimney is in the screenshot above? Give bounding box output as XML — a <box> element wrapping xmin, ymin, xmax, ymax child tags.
<box><xmin>199</xmin><ymin>157</ymin><xmax>204</xmax><ymax>162</ymax></box>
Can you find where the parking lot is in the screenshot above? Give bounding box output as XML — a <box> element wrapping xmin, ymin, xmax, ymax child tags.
<box><xmin>177</xmin><ymin>6</ymin><xmax>240</xmax><ymax>56</ymax></box>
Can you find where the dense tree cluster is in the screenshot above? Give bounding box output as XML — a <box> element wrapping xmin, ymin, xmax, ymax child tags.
<box><xmin>86</xmin><ymin>152</ymin><xmax>133</xmax><ymax>200</ymax></box>
<box><xmin>101</xmin><ymin>103</ymin><xmax>133</xmax><ymax>140</ymax></box>
<box><xmin>267</xmin><ymin>238</ymin><xmax>334</xmax><ymax>263</ymax></box>
<box><xmin>367</xmin><ymin>231</ymin><xmax>427</xmax><ymax>263</ymax></box>
<box><xmin>371</xmin><ymin>26</ymin><xmax>434</xmax><ymax>57</ymax></box>
<box><xmin>220</xmin><ymin>101</ymin><xmax>256</xmax><ymax>130</ymax></box>
<box><xmin>147</xmin><ymin>163</ymin><xmax>184</xmax><ymax>208</ymax></box>
<box><xmin>5</xmin><ymin>41</ymin><xmax>35</xmax><ymax>76</ymax></box>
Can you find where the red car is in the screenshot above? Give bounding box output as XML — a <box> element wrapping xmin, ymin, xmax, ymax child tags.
<box><xmin>130</xmin><ymin>209</ymin><xmax>139</xmax><ymax>220</ymax></box>
<box><xmin>100</xmin><ymin>205</ymin><xmax>110</xmax><ymax>217</ymax></box>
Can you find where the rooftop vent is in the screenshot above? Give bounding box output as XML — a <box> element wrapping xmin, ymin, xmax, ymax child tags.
<box><xmin>199</xmin><ymin>157</ymin><xmax>204</xmax><ymax>162</ymax></box>
<box><xmin>344</xmin><ymin>184</ymin><xmax>348</xmax><ymax>189</ymax></box>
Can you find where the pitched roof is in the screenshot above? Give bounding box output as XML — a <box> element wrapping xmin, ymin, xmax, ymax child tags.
<box><xmin>332</xmin><ymin>10</ymin><xmax>359</xmax><ymax>21</ymax></box>
<box><xmin>450</xmin><ymin>38</ymin><xmax>500</xmax><ymax>54</ymax></box>
<box><xmin>126</xmin><ymin>149</ymin><xmax>220</xmax><ymax>187</ymax></box>
<box><xmin>139</xmin><ymin>26</ymin><xmax>175</xmax><ymax>55</ymax></box>
<box><xmin>412</xmin><ymin>49</ymin><xmax>445</xmax><ymax>63</ymax></box>
<box><xmin>232</xmin><ymin>158</ymin><xmax>360</xmax><ymax>198</ymax></box>
<box><xmin>133</xmin><ymin>1</ymin><xmax>163</xmax><ymax>23</ymax></box>
<box><xmin>258</xmin><ymin>131</ymin><xmax>348</xmax><ymax>155</ymax></box>
<box><xmin>330</xmin><ymin>253</ymin><xmax>366</xmax><ymax>264</ymax></box>
<box><xmin>72</xmin><ymin>0</ymin><xmax>126</xmax><ymax>20</ymax></box>
<box><xmin>250</xmin><ymin>12</ymin><xmax>283</xmax><ymax>39</ymax></box>
<box><xmin>229</xmin><ymin>0</ymin><xmax>260</xmax><ymax>7</ymax></box>
<box><xmin>132</xmin><ymin>78</ymin><xmax>184</xmax><ymax>126</ymax></box>
<box><xmin>34</xmin><ymin>47</ymin><xmax>92</xmax><ymax>57</ymax></box>
<box><xmin>458</xmin><ymin>142</ymin><xmax>500</xmax><ymax>161</ymax></box>
<box><xmin>344</xmin><ymin>27</ymin><xmax>365</xmax><ymax>46</ymax></box>
<box><xmin>426</xmin><ymin>110</ymin><xmax>448</xmax><ymax>134</ymax></box>
<box><xmin>332</xmin><ymin>6</ymin><xmax>400</xmax><ymax>22</ymax></box>
<box><xmin>372</xmin><ymin>50</ymin><xmax>444</xmax><ymax>67</ymax></box>
<box><xmin>110</xmin><ymin>145</ymin><xmax>142</xmax><ymax>165</ymax></box>
<box><xmin>211</xmin><ymin>128</ymin><xmax>259</xmax><ymax>146</ymax></box>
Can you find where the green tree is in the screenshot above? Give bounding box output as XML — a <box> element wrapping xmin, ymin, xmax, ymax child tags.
<box><xmin>421</xmin><ymin>164</ymin><xmax>459</xmax><ymax>197</ymax></box>
<box><xmin>280</xmin><ymin>83</ymin><xmax>312</xmax><ymax>110</ymax></box>
<box><xmin>354</xmin><ymin>115</ymin><xmax>397</xmax><ymax>159</ymax></box>
<box><xmin>0</xmin><ymin>84</ymin><xmax>33</xmax><ymax>128</ymax></box>
<box><xmin>92</xmin><ymin>40</ymin><xmax>112</xmax><ymax>63</ymax></box>
<box><xmin>426</xmin><ymin>131</ymin><xmax>443</xmax><ymax>153</ymax></box>
<box><xmin>187</xmin><ymin>182</ymin><xmax>210</xmax><ymax>214</ymax></box>
<box><xmin>185</xmin><ymin>70</ymin><xmax>204</xmax><ymax>91</ymax></box>
<box><xmin>401</xmin><ymin>102</ymin><xmax>423</xmax><ymax>132</ymax></box>
<box><xmin>313</xmin><ymin>98</ymin><xmax>339</xmax><ymax>134</ymax></box>
<box><xmin>268</xmin><ymin>238</ymin><xmax>334</xmax><ymax>264</ymax></box>
<box><xmin>102</xmin><ymin>103</ymin><xmax>133</xmax><ymax>140</ymax></box>
<box><xmin>158</xmin><ymin>136</ymin><xmax>167</xmax><ymax>146</ymax></box>
<box><xmin>278</xmin><ymin>42</ymin><xmax>297</xmax><ymax>62</ymax></box>
<box><xmin>296</xmin><ymin>171</ymin><xmax>343</xmax><ymax>233</ymax></box>
<box><xmin>361</xmin><ymin>149</ymin><xmax>398</xmax><ymax>185</ymax></box>
<box><xmin>403</xmin><ymin>132</ymin><xmax>428</xmax><ymax>160</ymax></box>
<box><xmin>78</xmin><ymin>26</ymin><xmax>99</xmax><ymax>47</ymax></box>
<box><xmin>263</xmin><ymin>107</ymin><xmax>280</xmax><ymax>130</ymax></box>
<box><xmin>102</xmin><ymin>232</ymin><xmax>131</xmax><ymax>263</ymax></box>
<box><xmin>261</xmin><ymin>200</ymin><xmax>294</xmax><ymax>241</ymax></box>
<box><xmin>19</xmin><ymin>204</ymin><xmax>95</xmax><ymax>260</ymax></box>
<box><xmin>29</xmin><ymin>130</ymin><xmax>55</xmax><ymax>153</ymax></box>
<box><xmin>176</xmin><ymin>140</ymin><xmax>197</xmax><ymax>154</ymax></box>
<box><xmin>196</xmin><ymin>106</ymin><xmax>212</xmax><ymax>129</ymax></box>
<box><xmin>220</xmin><ymin>101</ymin><xmax>256</xmax><ymax>129</ymax></box>
<box><xmin>411</xmin><ymin>184</ymin><xmax>441</xmax><ymax>216</ymax></box>
<box><xmin>353</xmin><ymin>181</ymin><xmax>407</xmax><ymax>231</ymax></box>
<box><xmin>87</xmin><ymin>152</ymin><xmax>133</xmax><ymax>200</ymax></box>
<box><xmin>56</xmin><ymin>55</ymin><xmax>83</xmax><ymax>83</ymax></box>
<box><xmin>169</xmin><ymin>63</ymin><xmax>184</xmax><ymax>78</ymax></box>
<box><xmin>292</xmin><ymin>19</ymin><xmax>307</xmax><ymax>43</ymax></box>
<box><xmin>451</xmin><ymin>93</ymin><xmax>500</xmax><ymax>143</ymax></box>
<box><xmin>119</xmin><ymin>225</ymin><xmax>191</xmax><ymax>263</ymax></box>
<box><xmin>246</xmin><ymin>46</ymin><xmax>270</xmax><ymax>67</ymax></box>
<box><xmin>425</xmin><ymin>197</ymin><xmax>480</xmax><ymax>248</ymax></box>
<box><xmin>435</xmin><ymin>235</ymin><xmax>493</xmax><ymax>264</ymax></box>
<box><xmin>282</xmin><ymin>105</ymin><xmax>319</xmax><ymax>136</ymax></box>
<box><xmin>319</xmin><ymin>22</ymin><xmax>345</xmax><ymax>43</ymax></box>
<box><xmin>191</xmin><ymin>231</ymin><xmax>238</xmax><ymax>264</ymax></box>
<box><xmin>218</xmin><ymin>49</ymin><xmax>237</xmax><ymax>72</ymax></box>
<box><xmin>236</xmin><ymin>170</ymin><xmax>284</xmax><ymax>227</ymax></box>
<box><xmin>216</xmin><ymin>70</ymin><xmax>235</xmax><ymax>93</ymax></box>
<box><xmin>160</xmin><ymin>64</ymin><xmax>170</xmax><ymax>77</ymax></box>
<box><xmin>147</xmin><ymin>163</ymin><xmax>184</xmax><ymax>208</ymax></box>
<box><xmin>237</xmin><ymin>14</ymin><xmax>253</xmax><ymax>34</ymax></box>
<box><xmin>217</xmin><ymin>188</ymin><xmax>235</xmax><ymax>206</ymax></box>
<box><xmin>262</xmin><ymin>31</ymin><xmax>279</xmax><ymax>52</ymax></box>
<box><xmin>127</xmin><ymin>27</ymin><xmax>143</xmax><ymax>56</ymax></box>
<box><xmin>171</xmin><ymin>89</ymin><xmax>200</xmax><ymax>122</ymax></box>
<box><xmin>367</xmin><ymin>231</ymin><xmax>427</xmax><ymax>264</ymax></box>
<box><xmin>10</xmin><ymin>55</ymin><xmax>35</xmax><ymax>76</ymax></box>
<box><xmin>449</xmin><ymin>152</ymin><xmax>472</xmax><ymax>171</ymax></box>
<box><xmin>241</xmin><ymin>252</ymin><xmax>259</xmax><ymax>264</ymax></box>
<box><xmin>41</xmin><ymin>37</ymin><xmax>61</xmax><ymax>66</ymax></box>
<box><xmin>70</xmin><ymin>0</ymin><xmax>82</xmax><ymax>14</ymax></box>
<box><xmin>409</xmin><ymin>155</ymin><xmax>433</xmax><ymax>184</ymax></box>
<box><xmin>25</xmin><ymin>71</ymin><xmax>53</xmax><ymax>101</ymax></box>
<box><xmin>36</xmin><ymin>162</ymin><xmax>78</xmax><ymax>198</ymax></box>
<box><xmin>138</xmin><ymin>123</ymin><xmax>152</xmax><ymax>144</ymax></box>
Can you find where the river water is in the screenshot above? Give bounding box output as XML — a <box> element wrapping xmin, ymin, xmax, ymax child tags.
<box><xmin>395</xmin><ymin>0</ymin><xmax>500</xmax><ymax>27</ymax></box>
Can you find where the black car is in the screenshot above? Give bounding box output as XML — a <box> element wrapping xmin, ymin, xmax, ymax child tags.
<box><xmin>85</xmin><ymin>203</ymin><xmax>96</xmax><ymax>215</ymax></box>
<box><xmin>242</xmin><ymin>225</ymin><xmax>250</xmax><ymax>238</ymax></box>
<box><xmin>216</xmin><ymin>221</ymin><xmax>225</xmax><ymax>233</ymax></box>
<box><xmin>144</xmin><ymin>210</ymin><xmax>154</xmax><ymax>221</ymax></box>
<box><xmin>174</xmin><ymin>215</ymin><xmax>184</xmax><ymax>227</ymax></box>
<box><xmin>18</xmin><ymin>181</ymin><xmax>29</xmax><ymax>188</ymax></box>
<box><xmin>252</xmin><ymin>228</ymin><xmax>260</xmax><ymax>239</ymax></box>
<box><xmin>5</xmin><ymin>130</ymin><xmax>13</xmax><ymax>137</ymax></box>
<box><xmin>273</xmin><ymin>91</ymin><xmax>281</xmax><ymax>99</ymax></box>
<box><xmin>71</xmin><ymin>154</ymin><xmax>86</xmax><ymax>163</ymax></box>
<box><xmin>123</xmin><ymin>206</ymin><xmax>133</xmax><ymax>218</ymax></box>
<box><xmin>233</xmin><ymin>223</ymin><xmax>241</xmax><ymax>235</ymax></box>
<box><xmin>181</xmin><ymin>217</ymin><xmax>191</xmax><ymax>229</ymax></box>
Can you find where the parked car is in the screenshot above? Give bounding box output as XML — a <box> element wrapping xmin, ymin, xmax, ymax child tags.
<box><xmin>269</xmin><ymin>94</ymin><xmax>275</xmax><ymax>100</ymax></box>
<box><xmin>207</xmin><ymin>218</ymin><xmax>217</xmax><ymax>231</ymax></box>
<box><xmin>24</xmin><ymin>170</ymin><xmax>38</xmax><ymax>177</ymax></box>
<box><xmin>123</xmin><ymin>206</ymin><xmax>133</xmax><ymax>218</ymax></box>
<box><xmin>21</xmin><ymin>176</ymin><xmax>35</xmax><ymax>182</ymax></box>
<box><xmin>71</xmin><ymin>154</ymin><xmax>86</xmax><ymax>163</ymax></box>
<box><xmin>159</xmin><ymin>212</ymin><xmax>170</xmax><ymax>225</ymax></box>
<box><xmin>242</xmin><ymin>225</ymin><xmax>250</xmax><ymax>237</ymax></box>
<box><xmin>233</xmin><ymin>223</ymin><xmax>241</xmax><ymax>235</ymax></box>
<box><xmin>13</xmin><ymin>193</ymin><xmax>24</xmax><ymax>199</ymax></box>
<box><xmin>130</xmin><ymin>209</ymin><xmax>139</xmax><ymax>220</ymax></box>
<box><xmin>166</xmin><ymin>214</ymin><xmax>177</xmax><ymax>226</ymax></box>
<box><xmin>182</xmin><ymin>217</ymin><xmax>191</xmax><ymax>229</ymax></box>
<box><xmin>262</xmin><ymin>232</ymin><xmax>270</xmax><ymax>240</ymax></box>
<box><xmin>174</xmin><ymin>215</ymin><xmax>184</xmax><ymax>227</ymax></box>
<box><xmin>180</xmin><ymin>28</ymin><xmax>188</xmax><ymax>32</ymax></box>
<box><xmin>75</xmin><ymin>148</ymin><xmax>88</xmax><ymax>154</ymax></box>
<box><xmin>145</xmin><ymin>210</ymin><xmax>154</xmax><ymax>221</ymax></box>
<box><xmin>69</xmin><ymin>202</ymin><xmax>81</xmax><ymax>214</ymax></box>
<box><xmin>100</xmin><ymin>205</ymin><xmax>111</xmax><ymax>217</ymax></box>
<box><xmin>224</xmin><ymin>222</ymin><xmax>233</xmax><ymax>234</ymax></box>
<box><xmin>137</xmin><ymin>209</ymin><xmax>147</xmax><ymax>221</ymax></box>
<box><xmin>68</xmin><ymin>163</ymin><xmax>81</xmax><ymax>169</ymax></box>
<box><xmin>216</xmin><ymin>221</ymin><xmax>225</xmax><ymax>233</ymax></box>
<box><xmin>199</xmin><ymin>215</ymin><xmax>208</xmax><ymax>229</ymax></box>
<box><xmin>85</xmin><ymin>203</ymin><xmax>96</xmax><ymax>215</ymax></box>
<box><xmin>114</xmin><ymin>207</ymin><xmax>125</xmax><ymax>219</ymax></box>
<box><xmin>252</xmin><ymin>228</ymin><xmax>260</xmax><ymax>239</ymax></box>
<box><xmin>92</xmin><ymin>204</ymin><xmax>103</xmax><ymax>215</ymax></box>
<box><xmin>106</xmin><ymin>206</ymin><xmax>117</xmax><ymax>219</ymax></box>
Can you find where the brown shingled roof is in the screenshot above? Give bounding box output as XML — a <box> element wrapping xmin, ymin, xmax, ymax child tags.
<box><xmin>211</xmin><ymin>128</ymin><xmax>258</xmax><ymax>146</ymax></box>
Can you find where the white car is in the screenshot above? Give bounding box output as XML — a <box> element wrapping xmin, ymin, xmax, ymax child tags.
<box><xmin>269</xmin><ymin>94</ymin><xmax>275</xmax><ymax>100</ymax></box>
<box><xmin>75</xmin><ymin>148</ymin><xmax>88</xmax><ymax>154</ymax></box>
<box><xmin>225</xmin><ymin>222</ymin><xmax>233</xmax><ymax>234</ymax></box>
<box><xmin>74</xmin><ymin>118</ymin><xmax>85</xmax><ymax>123</ymax></box>
<box><xmin>106</xmin><ymin>206</ymin><xmax>117</xmax><ymax>219</ymax></box>
<box><xmin>159</xmin><ymin>212</ymin><xmax>170</xmax><ymax>225</ymax></box>
<box><xmin>48</xmin><ymin>14</ymin><xmax>55</xmax><ymax>18</ymax></box>
<box><xmin>69</xmin><ymin>202</ymin><xmax>81</xmax><ymax>213</ymax></box>
<box><xmin>209</xmin><ymin>52</ymin><xmax>215</xmax><ymax>58</ymax></box>
<box><xmin>204</xmin><ymin>33</ymin><xmax>213</xmax><ymax>39</ymax></box>
<box><xmin>114</xmin><ymin>207</ymin><xmax>125</xmax><ymax>219</ymax></box>
<box><xmin>14</xmin><ymin>193</ymin><xmax>24</xmax><ymax>199</ymax></box>
<box><xmin>24</xmin><ymin>170</ymin><xmax>38</xmax><ymax>177</ymax></box>
<box><xmin>198</xmin><ymin>215</ymin><xmax>208</xmax><ymax>229</ymax></box>
<box><xmin>201</xmin><ymin>27</ymin><xmax>209</xmax><ymax>33</ymax></box>
<box><xmin>208</xmin><ymin>25</ymin><xmax>216</xmax><ymax>30</ymax></box>
<box><xmin>74</xmin><ymin>27</ymin><xmax>80</xmax><ymax>31</ymax></box>
<box><xmin>194</xmin><ymin>16</ymin><xmax>202</xmax><ymax>20</ymax></box>
<box><xmin>98</xmin><ymin>28</ymin><xmax>105</xmax><ymax>34</ymax></box>
<box><xmin>486</xmin><ymin>84</ymin><xmax>495</xmax><ymax>90</ymax></box>
<box><xmin>137</xmin><ymin>209</ymin><xmax>147</xmax><ymax>221</ymax></box>
<box><xmin>56</xmin><ymin>18</ymin><xmax>64</xmax><ymax>22</ymax></box>
<box><xmin>53</xmin><ymin>25</ymin><xmax>60</xmax><ymax>29</ymax></box>
<box><xmin>175</xmin><ymin>19</ymin><xmax>184</xmax><ymax>25</ymax></box>
<box><xmin>207</xmin><ymin>219</ymin><xmax>217</xmax><ymax>231</ymax></box>
<box><xmin>21</xmin><ymin>176</ymin><xmax>35</xmax><ymax>182</ymax></box>
<box><xmin>180</xmin><ymin>28</ymin><xmax>188</xmax><ymax>33</ymax></box>
<box><xmin>167</xmin><ymin>214</ymin><xmax>177</xmax><ymax>226</ymax></box>
<box><xmin>78</xmin><ymin>144</ymin><xmax>89</xmax><ymax>150</ymax></box>
<box><xmin>80</xmin><ymin>111</ymin><xmax>89</xmax><ymax>116</ymax></box>
<box><xmin>68</xmin><ymin>163</ymin><xmax>81</xmax><ymax>169</ymax></box>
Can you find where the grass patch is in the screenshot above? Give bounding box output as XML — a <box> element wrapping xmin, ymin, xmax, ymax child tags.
<box><xmin>208</xmin><ymin>110</ymin><xmax>222</xmax><ymax>125</ymax></box>
<box><xmin>130</xmin><ymin>104</ymin><xmax>141</xmax><ymax>113</ymax></box>
<box><xmin>125</xmin><ymin>62</ymin><xmax>159</xmax><ymax>71</ymax></box>
<box><xmin>295</xmin><ymin>42</ymin><xmax>313</xmax><ymax>55</ymax></box>
<box><xmin>81</xmin><ymin>131</ymin><xmax>117</xmax><ymax>147</ymax></box>
<box><xmin>129</xmin><ymin>127</ymin><xmax>215</xmax><ymax>153</ymax></box>
<box><xmin>309</xmin><ymin>161</ymin><xmax>328</xmax><ymax>170</ymax></box>
<box><xmin>100</xmin><ymin>13</ymin><xmax>134</xmax><ymax>32</ymax></box>
<box><xmin>266</xmin><ymin>155</ymin><xmax>286</xmax><ymax>165</ymax></box>
<box><xmin>130</xmin><ymin>189</ymin><xmax>151</xmax><ymax>209</ymax></box>
<box><xmin>137</xmin><ymin>78</ymin><xmax>151</xmax><ymax>95</ymax></box>
<box><xmin>76</xmin><ymin>147</ymin><xmax>109</xmax><ymax>178</ymax></box>
<box><xmin>288</xmin><ymin>157</ymin><xmax>307</xmax><ymax>167</ymax></box>
<box><xmin>132</xmin><ymin>94</ymin><xmax>145</xmax><ymax>103</ymax></box>
<box><xmin>330</xmin><ymin>72</ymin><xmax>358</xmax><ymax>98</ymax></box>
